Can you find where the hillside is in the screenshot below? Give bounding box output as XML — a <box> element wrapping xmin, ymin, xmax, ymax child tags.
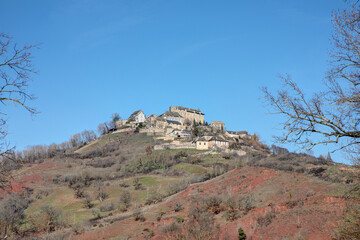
<box><xmin>0</xmin><ymin>132</ymin><xmax>359</xmax><ymax>240</ymax></box>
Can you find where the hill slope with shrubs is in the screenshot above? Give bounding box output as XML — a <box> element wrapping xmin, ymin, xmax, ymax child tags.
<box><xmin>0</xmin><ymin>131</ymin><xmax>359</xmax><ymax>239</ymax></box>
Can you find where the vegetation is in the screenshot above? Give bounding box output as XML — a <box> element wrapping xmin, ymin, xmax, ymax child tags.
<box><xmin>238</xmin><ymin>227</ymin><xmax>247</xmax><ymax>240</ymax></box>
<box><xmin>262</xmin><ymin>1</ymin><xmax>360</xmax><ymax>165</ymax></box>
<box><xmin>334</xmin><ymin>204</ymin><xmax>360</xmax><ymax>240</ymax></box>
<box><xmin>0</xmin><ymin>33</ymin><xmax>39</xmax><ymax>188</ymax></box>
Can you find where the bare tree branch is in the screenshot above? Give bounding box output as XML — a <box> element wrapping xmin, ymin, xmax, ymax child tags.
<box><xmin>262</xmin><ymin>3</ymin><xmax>360</xmax><ymax>165</ymax></box>
<box><xmin>0</xmin><ymin>33</ymin><xmax>40</xmax><ymax>187</ymax></box>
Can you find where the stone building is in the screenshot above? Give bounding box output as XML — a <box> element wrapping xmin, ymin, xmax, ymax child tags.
<box><xmin>146</xmin><ymin>114</ymin><xmax>158</xmax><ymax>126</ymax></box>
<box><xmin>128</xmin><ymin>110</ymin><xmax>145</xmax><ymax>123</ymax></box>
<box><xmin>159</xmin><ymin>111</ymin><xmax>184</xmax><ymax>123</ymax></box>
<box><xmin>211</xmin><ymin>121</ymin><xmax>225</xmax><ymax>133</ymax></box>
<box><xmin>196</xmin><ymin>136</ymin><xmax>229</xmax><ymax>150</ymax></box>
<box><xmin>169</xmin><ymin>129</ymin><xmax>192</xmax><ymax>138</ymax></box>
<box><xmin>210</xmin><ymin>136</ymin><xmax>229</xmax><ymax>148</ymax></box>
<box><xmin>196</xmin><ymin>137</ymin><xmax>211</xmax><ymax>150</ymax></box>
<box><xmin>115</xmin><ymin>119</ymin><xmax>128</xmax><ymax>128</ymax></box>
<box><xmin>169</xmin><ymin>106</ymin><xmax>205</xmax><ymax>124</ymax></box>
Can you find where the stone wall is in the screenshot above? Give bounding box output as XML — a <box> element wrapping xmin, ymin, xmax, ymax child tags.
<box><xmin>169</xmin><ymin>106</ymin><xmax>204</xmax><ymax>124</ymax></box>
<box><xmin>154</xmin><ymin>143</ymin><xmax>196</xmax><ymax>150</ymax></box>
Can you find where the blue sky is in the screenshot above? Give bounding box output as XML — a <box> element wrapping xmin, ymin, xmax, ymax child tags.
<box><xmin>1</xmin><ymin>0</ymin><xmax>350</xmax><ymax>163</ymax></box>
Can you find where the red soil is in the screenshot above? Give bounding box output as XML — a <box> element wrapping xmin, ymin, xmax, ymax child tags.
<box><xmin>0</xmin><ymin>162</ymin><xmax>60</xmax><ymax>197</ymax></box>
<box><xmin>76</xmin><ymin>167</ymin><xmax>355</xmax><ymax>240</ymax></box>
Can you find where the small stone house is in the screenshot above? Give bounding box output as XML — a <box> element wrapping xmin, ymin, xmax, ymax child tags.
<box><xmin>196</xmin><ymin>137</ymin><xmax>211</xmax><ymax>150</ymax></box>
<box><xmin>128</xmin><ymin>110</ymin><xmax>145</xmax><ymax>123</ymax></box>
<box><xmin>196</xmin><ymin>136</ymin><xmax>229</xmax><ymax>150</ymax></box>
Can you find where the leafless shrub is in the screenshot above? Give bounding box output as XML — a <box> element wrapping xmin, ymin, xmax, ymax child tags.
<box><xmin>0</xmin><ymin>194</ymin><xmax>30</xmax><ymax>238</ymax></box>
<box><xmin>72</xmin><ymin>222</ymin><xmax>90</xmax><ymax>235</ymax></box>
<box><xmin>84</xmin><ymin>193</ymin><xmax>93</xmax><ymax>208</ymax></box>
<box><xmin>174</xmin><ymin>201</ymin><xmax>184</xmax><ymax>212</ymax></box>
<box><xmin>87</xmin><ymin>158</ymin><xmax>115</xmax><ymax>168</ymax></box>
<box><xmin>145</xmin><ymin>190</ymin><xmax>164</xmax><ymax>205</ymax></box>
<box><xmin>239</xmin><ymin>195</ymin><xmax>255</xmax><ymax>213</ymax></box>
<box><xmin>118</xmin><ymin>190</ymin><xmax>131</xmax><ymax>211</ymax></box>
<box><xmin>119</xmin><ymin>181</ymin><xmax>129</xmax><ymax>188</ymax></box>
<box><xmin>203</xmin><ymin>195</ymin><xmax>223</xmax><ymax>214</ymax></box>
<box><xmin>162</xmin><ymin>222</ymin><xmax>180</xmax><ymax>233</ymax></box>
<box><xmin>99</xmin><ymin>202</ymin><xmax>115</xmax><ymax>212</ymax></box>
<box><xmin>94</xmin><ymin>181</ymin><xmax>108</xmax><ymax>201</ymax></box>
<box><xmin>134</xmin><ymin>208</ymin><xmax>146</xmax><ymax>222</ymax></box>
<box><xmin>40</xmin><ymin>205</ymin><xmax>67</xmax><ymax>232</ymax></box>
<box><xmin>42</xmin><ymin>230</ymin><xmax>71</xmax><ymax>240</ymax></box>
<box><xmin>133</xmin><ymin>177</ymin><xmax>144</xmax><ymax>190</ymax></box>
<box><xmin>166</xmin><ymin>180</ymin><xmax>189</xmax><ymax>196</ymax></box>
<box><xmin>257</xmin><ymin>211</ymin><xmax>276</xmax><ymax>227</ymax></box>
<box><xmin>186</xmin><ymin>204</ymin><xmax>220</xmax><ymax>240</ymax></box>
<box><xmin>91</xmin><ymin>209</ymin><xmax>101</xmax><ymax>219</ymax></box>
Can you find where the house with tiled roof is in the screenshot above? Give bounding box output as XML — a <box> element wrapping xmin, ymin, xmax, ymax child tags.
<box><xmin>159</xmin><ymin>111</ymin><xmax>184</xmax><ymax>123</ymax></box>
<box><xmin>128</xmin><ymin>110</ymin><xmax>145</xmax><ymax>123</ymax></box>
<box><xmin>195</xmin><ymin>135</ymin><xmax>229</xmax><ymax>150</ymax></box>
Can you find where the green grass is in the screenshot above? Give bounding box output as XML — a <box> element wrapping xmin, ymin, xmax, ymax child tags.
<box><xmin>172</xmin><ymin>163</ymin><xmax>209</xmax><ymax>175</ymax></box>
<box><xmin>154</xmin><ymin>149</ymin><xmax>208</xmax><ymax>155</ymax></box>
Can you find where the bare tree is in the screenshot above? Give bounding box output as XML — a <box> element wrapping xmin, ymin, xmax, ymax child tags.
<box><xmin>81</xmin><ymin>129</ymin><xmax>96</xmax><ymax>143</ymax></box>
<box><xmin>97</xmin><ymin>123</ymin><xmax>107</xmax><ymax>136</ymax></box>
<box><xmin>0</xmin><ymin>33</ymin><xmax>39</xmax><ymax>187</ymax></box>
<box><xmin>262</xmin><ymin>2</ymin><xmax>360</xmax><ymax>164</ymax></box>
<box><xmin>110</xmin><ymin>112</ymin><xmax>121</xmax><ymax>129</ymax></box>
<box><xmin>0</xmin><ymin>194</ymin><xmax>30</xmax><ymax>238</ymax></box>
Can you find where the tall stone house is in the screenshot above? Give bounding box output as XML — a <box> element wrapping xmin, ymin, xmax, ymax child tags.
<box><xmin>128</xmin><ymin>110</ymin><xmax>145</xmax><ymax>123</ymax></box>
<box><xmin>211</xmin><ymin>121</ymin><xmax>225</xmax><ymax>133</ymax></box>
<box><xmin>169</xmin><ymin>106</ymin><xmax>205</xmax><ymax>124</ymax></box>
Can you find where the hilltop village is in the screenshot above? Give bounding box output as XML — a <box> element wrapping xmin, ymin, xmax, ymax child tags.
<box><xmin>115</xmin><ymin>106</ymin><xmax>251</xmax><ymax>153</ymax></box>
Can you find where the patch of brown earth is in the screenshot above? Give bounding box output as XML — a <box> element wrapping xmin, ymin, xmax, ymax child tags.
<box><xmin>75</xmin><ymin>167</ymin><xmax>356</xmax><ymax>240</ymax></box>
<box><xmin>0</xmin><ymin>162</ymin><xmax>60</xmax><ymax>196</ymax></box>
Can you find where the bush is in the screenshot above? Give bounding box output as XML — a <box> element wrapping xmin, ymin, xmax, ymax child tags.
<box><xmin>166</xmin><ymin>180</ymin><xmax>189</xmax><ymax>196</ymax></box>
<box><xmin>224</xmin><ymin>208</ymin><xmax>240</xmax><ymax>221</ymax></box>
<box><xmin>42</xmin><ymin>230</ymin><xmax>71</xmax><ymax>240</ymax></box>
<box><xmin>162</xmin><ymin>222</ymin><xmax>180</xmax><ymax>233</ymax></box>
<box><xmin>40</xmin><ymin>205</ymin><xmax>67</xmax><ymax>232</ymax></box>
<box><xmin>257</xmin><ymin>211</ymin><xmax>276</xmax><ymax>227</ymax></box>
<box><xmin>118</xmin><ymin>190</ymin><xmax>131</xmax><ymax>211</ymax></box>
<box><xmin>100</xmin><ymin>202</ymin><xmax>115</xmax><ymax>212</ymax></box>
<box><xmin>334</xmin><ymin>204</ymin><xmax>360</xmax><ymax>240</ymax></box>
<box><xmin>0</xmin><ymin>194</ymin><xmax>30</xmax><ymax>238</ymax></box>
<box><xmin>134</xmin><ymin>208</ymin><xmax>146</xmax><ymax>222</ymax></box>
<box><xmin>91</xmin><ymin>209</ymin><xmax>101</xmax><ymax>219</ymax></box>
<box><xmin>239</xmin><ymin>195</ymin><xmax>255</xmax><ymax>213</ymax></box>
<box><xmin>187</xmin><ymin>204</ymin><xmax>220</xmax><ymax>240</ymax></box>
<box><xmin>133</xmin><ymin>177</ymin><xmax>144</xmax><ymax>190</ymax></box>
<box><xmin>87</xmin><ymin>158</ymin><xmax>116</xmax><ymax>168</ymax></box>
<box><xmin>174</xmin><ymin>201</ymin><xmax>184</xmax><ymax>212</ymax></box>
<box><xmin>204</xmin><ymin>195</ymin><xmax>223</xmax><ymax>214</ymax></box>
<box><xmin>119</xmin><ymin>181</ymin><xmax>130</xmax><ymax>188</ymax></box>
<box><xmin>84</xmin><ymin>193</ymin><xmax>93</xmax><ymax>208</ymax></box>
<box><xmin>145</xmin><ymin>192</ymin><xmax>163</xmax><ymax>205</ymax></box>
<box><xmin>238</xmin><ymin>227</ymin><xmax>247</xmax><ymax>240</ymax></box>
